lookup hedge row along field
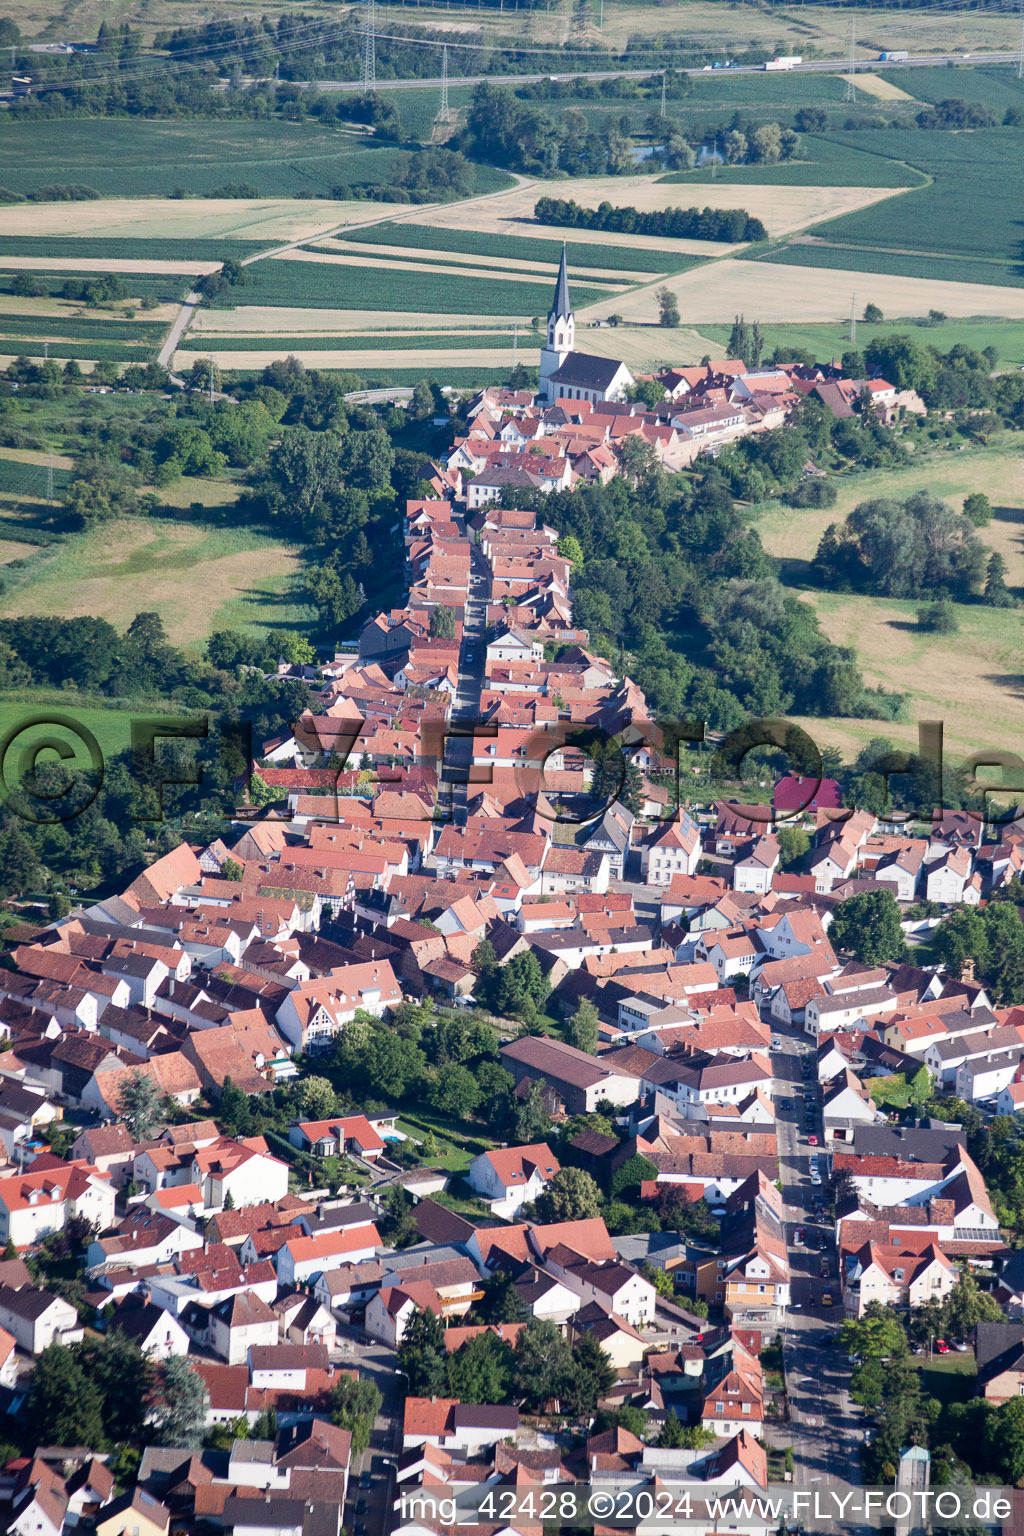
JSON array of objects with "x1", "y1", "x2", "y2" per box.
[
  {"x1": 334, "y1": 223, "x2": 696, "y2": 274},
  {"x1": 238, "y1": 259, "x2": 611, "y2": 315},
  {"x1": 534, "y1": 195, "x2": 766, "y2": 243},
  {"x1": 0, "y1": 272, "x2": 191, "y2": 302}
]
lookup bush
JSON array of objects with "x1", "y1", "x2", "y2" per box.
[
  {"x1": 783, "y1": 478, "x2": 837, "y2": 509},
  {"x1": 916, "y1": 599, "x2": 959, "y2": 634}
]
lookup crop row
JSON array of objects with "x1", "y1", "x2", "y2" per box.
[
  {"x1": 0, "y1": 315, "x2": 168, "y2": 340},
  {"x1": 333, "y1": 222, "x2": 690, "y2": 274},
  {"x1": 749, "y1": 241, "x2": 1024, "y2": 290},
  {"x1": 0, "y1": 337, "x2": 159, "y2": 361},
  {"x1": 0, "y1": 460, "x2": 71, "y2": 498},
  {"x1": 241, "y1": 259, "x2": 610, "y2": 315},
  {"x1": 180, "y1": 331, "x2": 520, "y2": 352},
  {"x1": 661, "y1": 133, "x2": 926, "y2": 189}
]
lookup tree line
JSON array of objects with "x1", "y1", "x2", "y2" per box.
[{"x1": 534, "y1": 195, "x2": 767, "y2": 243}]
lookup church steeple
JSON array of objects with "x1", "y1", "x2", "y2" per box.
[
  {"x1": 551, "y1": 241, "x2": 572, "y2": 322},
  {"x1": 543, "y1": 242, "x2": 575, "y2": 366}
]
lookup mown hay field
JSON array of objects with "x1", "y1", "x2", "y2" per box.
[
  {"x1": 0, "y1": 516, "x2": 311, "y2": 653},
  {"x1": 757, "y1": 447, "x2": 1024, "y2": 587},
  {"x1": 795, "y1": 590, "x2": 1024, "y2": 764},
  {"x1": 409, "y1": 172, "x2": 903, "y2": 242}
]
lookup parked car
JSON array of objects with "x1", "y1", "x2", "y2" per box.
[
  {"x1": 794, "y1": 1228, "x2": 805, "y2": 1245},
  {"x1": 953, "y1": 1341, "x2": 970, "y2": 1353},
  {"x1": 359, "y1": 1472, "x2": 372, "y2": 1491},
  {"x1": 808, "y1": 1133, "x2": 819, "y2": 1145},
  {"x1": 935, "y1": 1340, "x2": 950, "y2": 1354},
  {"x1": 811, "y1": 1173, "x2": 822, "y2": 1186},
  {"x1": 821, "y1": 1289, "x2": 833, "y2": 1306}
]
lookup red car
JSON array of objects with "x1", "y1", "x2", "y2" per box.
[
  {"x1": 935, "y1": 1339, "x2": 950, "y2": 1354},
  {"x1": 808, "y1": 1133, "x2": 819, "y2": 1145}
]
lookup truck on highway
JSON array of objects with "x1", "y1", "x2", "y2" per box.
[
  {"x1": 878, "y1": 50, "x2": 908, "y2": 61},
  {"x1": 765, "y1": 55, "x2": 802, "y2": 70}
]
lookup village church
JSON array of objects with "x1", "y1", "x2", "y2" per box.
[{"x1": 539, "y1": 244, "x2": 634, "y2": 405}]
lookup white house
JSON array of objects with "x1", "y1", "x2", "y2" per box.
[{"x1": 467, "y1": 1143, "x2": 560, "y2": 1219}]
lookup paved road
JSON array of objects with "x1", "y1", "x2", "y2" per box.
[
  {"x1": 770, "y1": 1024, "x2": 869, "y2": 1527},
  {"x1": 438, "y1": 526, "x2": 488, "y2": 824},
  {"x1": 333, "y1": 1325, "x2": 404, "y2": 1536},
  {"x1": 296, "y1": 50, "x2": 1022, "y2": 93}
]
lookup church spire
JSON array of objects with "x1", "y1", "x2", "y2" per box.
[{"x1": 551, "y1": 241, "x2": 572, "y2": 321}]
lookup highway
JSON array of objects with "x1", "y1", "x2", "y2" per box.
[{"x1": 297, "y1": 50, "x2": 1023, "y2": 92}]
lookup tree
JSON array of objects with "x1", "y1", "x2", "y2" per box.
[
  {"x1": 658, "y1": 1409, "x2": 686, "y2": 1447},
  {"x1": 294, "y1": 1075, "x2": 337, "y2": 1120},
  {"x1": 535, "y1": 1166, "x2": 601, "y2": 1222},
  {"x1": 829, "y1": 888, "x2": 906, "y2": 965},
  {"x1": 567, "y1": 1000, "x2": 599, "y2": 1055},
  {"x1": 941, "y1": 1273, "x2": 1004, "y2": 1340},
  {"x1": 379, "y1": 1185, "x2": 418, "y2": 1248},
  {"x1": 610, "y1": 1153, "x2": 659, "y2": 1202},
  {"x1": 1, "y1": 1239, "x2": 15, "y2": 1262},
  {"x1": 557, "y1": 534, "x2": 584, "y2": 567},
  {"x1": 220, "y1": 857, "x2": 243, "y2": 881},
  {"x1": 447, "y1": 1330, "x2": 516, "y2": 1404},
  {"x1": 863, "y1": 303, "x2": 883, "y2": 323},
  {"x1": 565, "y1": 1332, "x2": 616, "y2": 1415},
  {"x1": 514, "y1": 1318, "x2": 575, "y2": 1409},
  {"x1": 475, "y1": 1270, "x2": 528, "y2": 1325},
  {"x1": 407, "y1": 378, "x2": 436, "y2": 421},
  {"x1": 25, "y1": 1345, "x2": 106, "y2": 1448},
  {"x1": 429, "y1": 1063, "x2": 481, "y2": 1119},
  {"x1": 963, "y1": 492, "x2": 992, "y2": 527},
  {"x1": 398, "y1": 1307, "x2": 447, "y2": 1396},
  {"x1": 656, "y1": 287, "x2": 680, "y2": 328},
  {"x1": 512, "y1": 1079, "x2": 552, "y2": 1143},
  {"x1": 430, "y1": 604, "x2": 455, "y2": 638},
  {"x1": 480, "y1": 950, "x2": 549, "y2": 1019},
  {"x1": 776, "y1": 827, "x2": 810, "y2": 868},
  {"x1": 330, "y1": 1374, "x2": 382, "y2": 1456},
  {"x1": 155, "y1": 1356, "x2": 208, "y2": 1448},
  {"x1": 116, "y1": 1069, "x2": 162, "y2": 1141},
  {"x1": 750, "y1": 122, "x2": 783, "y2": 164},
  {"x1": 984, "y1": 551, "x2": 1014, "y2": 608}
]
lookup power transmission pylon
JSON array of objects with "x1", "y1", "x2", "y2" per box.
[
  {"x1": 849, "y1": 292, "x2": 857, "y2": 345},
  {"x1": 1018, "y1": 0, "x2": 1024, "y2": 80},
  {"x1": 209, "y1": 357, "x2": 215, "y2": 403},
  {"x1": 660, "y1": 70, "x2": 666, "y2": 117},
  {"x1": 433, "y1": 44, "x2": 456, "y2": 136},
  {"x1": 46, "y1": 459, "x2": 53, "y2": 501},
  {"x1": 845, "y1": 14, "x2": 857, "y2": 102},
  {"x1": 361, "y1": 0, "x2": 376, "y2": 92}
]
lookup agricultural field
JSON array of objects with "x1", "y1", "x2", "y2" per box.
[
  {"x1": 793, "y1": 590, "x2": 1024, "y2": 765},
  {"x1": 407, "y1": 170, "x2": 903, "y2": 242},
  {"x1": 314, "y1": 235, "x2": 663, "y2": 284},
  {"x1": 332, "y1": 222, "x2": 701, "y2": 273},
  {"x1": 585, "y1": 255, "x2": 1024, "y2": 326},
  {"x1": 754, "y1": 443, "x2": 1024, "y2": 764},
  {"x1": 661, "y1": 135, "x2": 927, "y2": 189},
  {"x1": 751, "y1": 243, "x2": 1024, "y2": 291},
  {"x1": 233, "y1": 254, "x2": 611, "y2": 315},
  {"x1": 757, "y1": 445, "x2": 1024, "y2": 588},
  {"x1": 0, "y1": 197, "x2": 410, "y2": 244},
  {"x1": 765, "y1": 130, "x2": 1024, "y2": 289},
  {"x1": 698, "y1": 318, "x2": 1024, "y2": 372},
  {"x1": 0, "y1": 514, "x2": 312, "y2": 654},
  {"x1": 0, "y1": 119, "x2": 509, "y2": 200}
]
